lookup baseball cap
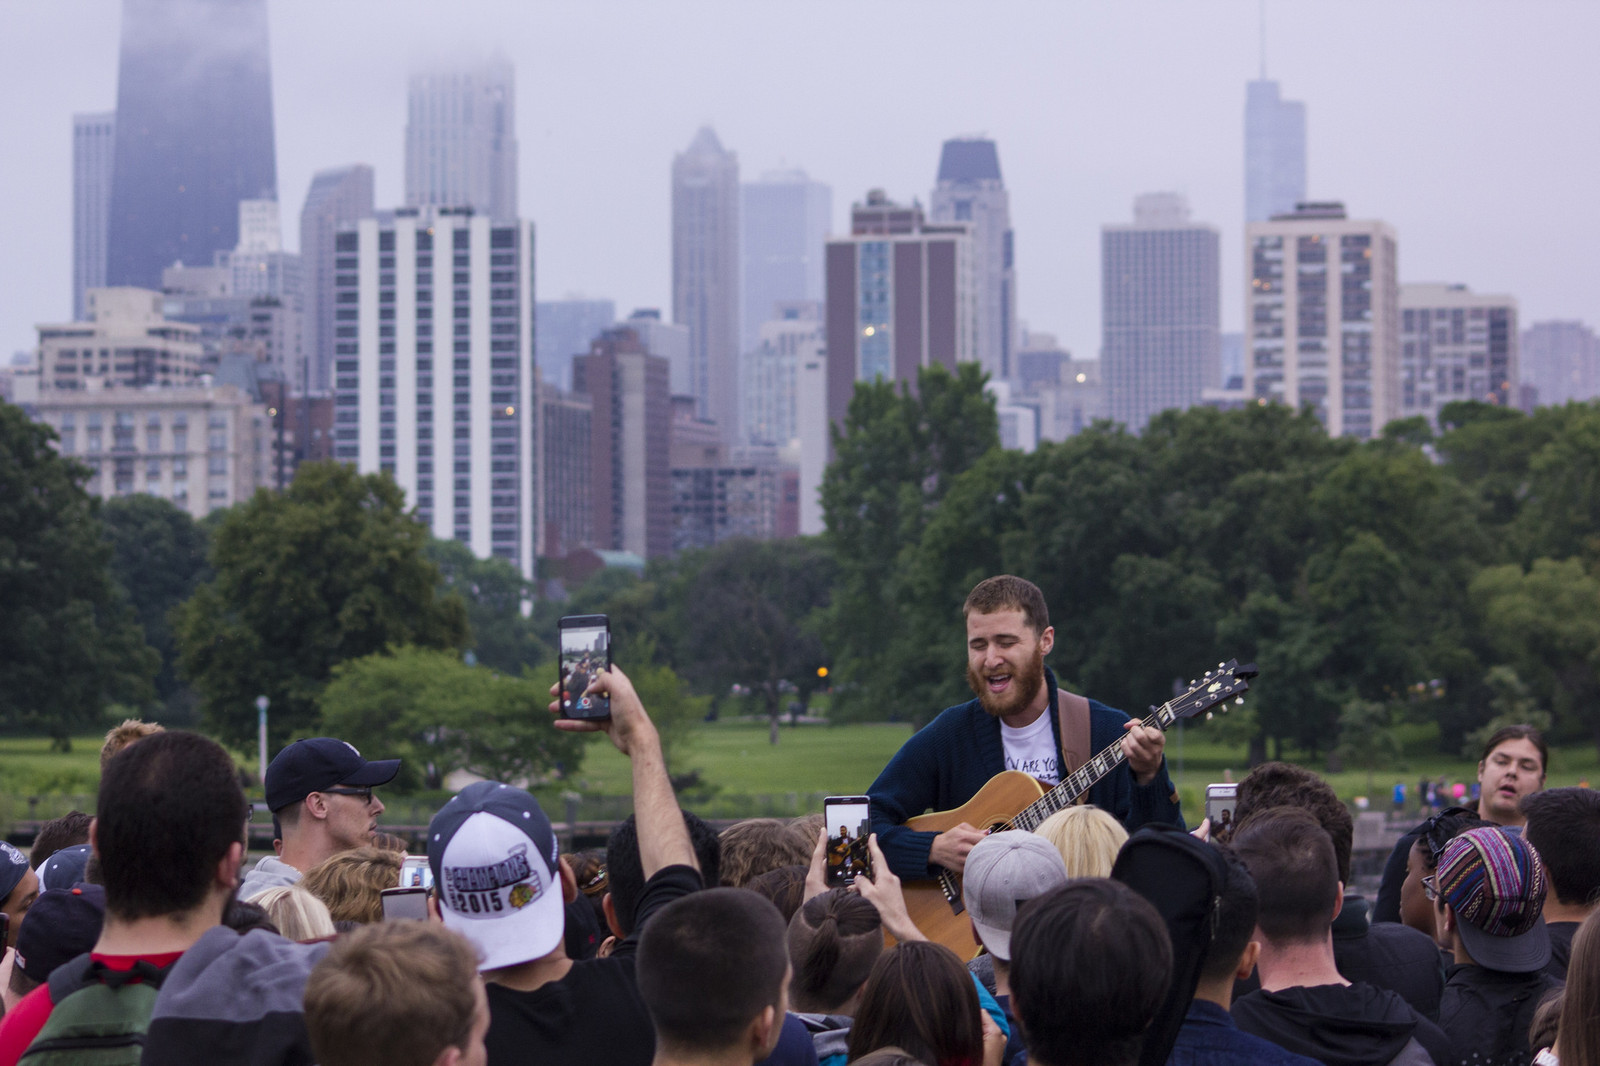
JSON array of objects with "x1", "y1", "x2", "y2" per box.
[
  {"x1": 1435, "y1": 826, "x2": 1550, "y2": 973},
  {"x1": 15, "y1": 884, "x2": 106, "y2": 983},
  {"x1": 38, "y1": 844, "x2": 93, "y2": 892},
  {"x1": 427, "y1": 781, "x2": 565, "y2": 972},
  {"x1": 962, "y1": 830, "x2": 1070, "y2": 961},
  {"x1": 264, "y1": 738, "x2": 400, "y2": 813},
  {"x1": 0, "y1": 842, "x2": 29, "y2": 903}
]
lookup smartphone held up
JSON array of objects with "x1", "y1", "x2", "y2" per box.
[
  {"x1": 558, "y1": 614, "x2": 611, "y2": 720},
  {"x1": 824, "y1": 795, "x2": 873, "y2": 887}
]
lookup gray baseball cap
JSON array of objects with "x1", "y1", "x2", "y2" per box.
[{"x1": 962, "y1": 830, "x2": 1070, "y2": 961}]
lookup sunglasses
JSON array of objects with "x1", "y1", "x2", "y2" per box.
[
  {"x1": 320, "y1": 786, "x2": 376, "y2": 804},
  {"x1": 1419, "y1": 806, "x2": 1476, "y2": 863}
]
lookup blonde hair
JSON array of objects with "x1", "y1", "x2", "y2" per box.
[
  {"x1": 1033, "y1": 805, "x2": 1128, "y2": 878},
  {"x1": 302, "y1": 846, "x2": 404, "y2": 925},
  {"x1": 100, "y1": 719, "x2": 165, "y2": 772},
  {"x1": 250, "y1": 884, "x2": 337, "y2": 941}
]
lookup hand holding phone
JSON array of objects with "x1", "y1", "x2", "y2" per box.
[
  {"x1": 824, "y1": 795, "x2": 873, "y2": 887},
  {"x1": 1205, "y1": 783, "x2": 1238, "y2": 843},
  {"x1": 558, "y1": 615, "x2": 611, "y2": 720}
]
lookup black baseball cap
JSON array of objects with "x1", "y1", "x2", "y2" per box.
[
  {"x1": 265, "y1": 737, "x2": 400, "y2": 813},
  {"x1": 15, "y1": 884, "x2": 106, "y2": 982}
]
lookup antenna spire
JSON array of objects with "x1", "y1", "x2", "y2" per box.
[{"x1": 1259, "y1": 0, "x2": 1267, "y2": 79}]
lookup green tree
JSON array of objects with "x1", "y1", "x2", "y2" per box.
[
  {"x1": 319, "y1": 646, "x2": 585, "y2": 790},
  {"x1": 427, "y1": 537, "x2": 546, "y2": 673},
  {"x1": 101, "y1": 494, "x2": 210, "y2": 709},
  {"x1": 676, "y1": 538, "x2": 834, "y2": 744},
  {"x1": 0, "y1": 402, "x2": 155, "y2": 739},
  {"x1": 1334, "y1": 698, "x2": 1401, "y2": 791},
  {"x1": 175, "y1": 461, "x2": 469, "y2": 748}
]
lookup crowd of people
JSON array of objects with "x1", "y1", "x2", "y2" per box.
[{"x1": 0, "y1": 575, "x2": 1597, "y2": 1066}]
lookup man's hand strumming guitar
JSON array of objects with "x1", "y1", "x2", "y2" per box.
[{"x1": 928, "y1": 822, "x2": 988, "y2": 874}]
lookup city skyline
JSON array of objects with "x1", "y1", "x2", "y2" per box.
[{"x1": 2, "y1": 2, "x2": 1598, "y2": 376}]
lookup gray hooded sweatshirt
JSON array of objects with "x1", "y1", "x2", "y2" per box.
[{"x1": 238, "y1": 855, "x2": 302, "y2": 901}]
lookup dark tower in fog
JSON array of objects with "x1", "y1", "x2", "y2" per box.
[{"x1": 106, "y1": 0, "x2": 278, "y2": 289}]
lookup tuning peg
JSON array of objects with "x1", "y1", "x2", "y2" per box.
[
  {"x1": 1205, "y1": 712, "x2": 1214, "y2": 720},
  {"x1": 1235, "y1": 697, "x2": 1244, "y2": 705},
  {"x1": 1217, "y1": 661, "x2": 1224, "y2": 668}
]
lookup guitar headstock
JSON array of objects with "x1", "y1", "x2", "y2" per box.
[{"x1": 1155, "y1": 659, "x2": 1258, "y2": 727}]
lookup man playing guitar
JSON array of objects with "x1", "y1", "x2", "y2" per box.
[{"x1": 868, "y1": 575, "x2": 1186, "y2": 880}]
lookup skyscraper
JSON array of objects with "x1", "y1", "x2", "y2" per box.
[
  {"x1": 1245, "y1": 80, "x2": 1307, "y2": 223},
  {"x1": 1101, "y1": 193, "x2": 1220, "y2": 432},
  {"x1": 1521, "y1": 320, "x2": 1600, "y2": 407},
  {"x1": 333, "y1": 208, "x2": 538, "y2": 577},
  {"x1": 405, "y1": 61, "x2": 518, "y2": 220},
  {"x1": 672, "y1": 127, "x2": 740, "y2": 439},
  {"x1": 1399, "y1": 283, "x2": 1518, "y2": 427},
  {"x1": 930, "y1": 137, "x2": 1016, "y2": 380},
  {"x1": 574, "y1": 327, "x2": 672, "y2": 559},
  {"x1": 740, "y1": 169, "x2": 830, "y2": 353},
  {"x1": 823, "y1": 190, "x2": 976, "y2": 428},
  {"x1": 300, "y1": 165, "x2": 374, "y2": 393},
  {"x1": 73, "y1": 112, "x2": 116, "y2": 320},
  {"x1": 535, "y1": 297, "x2": 616, "y2": 392},
  {"x1": 106, "y1": 0, "x2": 278, "y2": 290},
  {"x1": 1246, "y1": 202, "x2": 1399, "y2": 439}
]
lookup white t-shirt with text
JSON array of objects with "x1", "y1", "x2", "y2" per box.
[{"x1": 1001, "y1": 710, "x2": 1061, "y2": 786}]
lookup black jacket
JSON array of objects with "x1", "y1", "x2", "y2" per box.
[
  {"x1": 1232, "y1": 982, "x2": 1452, "y2": 1066},
  {"x1": 1436, "y1": 963, "x2": 1561, "y2": 1066},
  {"x1": 1334, "y1": 895, "x2": 1447, "y2": 1020}
]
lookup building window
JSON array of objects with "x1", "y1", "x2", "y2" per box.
[{"x1": 208, "y1": 456, "x2": 227, "y2": 475}]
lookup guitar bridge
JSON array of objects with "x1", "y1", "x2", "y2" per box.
[{"x1": 938, "y1": 870, "x2": 965, "y2": 915}]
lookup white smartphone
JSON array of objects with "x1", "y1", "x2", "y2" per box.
[{"x1": 824, "y1": 795, "x2": 872, "y2": 887}]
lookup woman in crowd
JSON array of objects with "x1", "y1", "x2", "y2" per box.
[
  {"x1": 847, "y1": 940, "x2": 1001, "y2": 1066},
  {"x1": 1032, "y1": 805, "x2": 1127, "y2": 878},
  {"x1": 1397, "y1": 807, "x2": 1489, "y2": 939},
  {"x1": 250, "y1": 884, "x2": 337, "y2": 942},
  {"x1": 301, "y1": 846, "x2": 403, "y2": 927},
  {"x1": 788, "y1": 888, "x2": 884, "y2": 1066},
  {"x1": 1544, "y1": 910, "x2": 1600, "y2": 1066}
]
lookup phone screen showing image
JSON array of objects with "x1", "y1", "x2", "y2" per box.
[
  {"x1": 824, "y1": 796, "x2": 872, "y2": 887},
  {"x1": 559, "y1": 617, "x2": 611, "y2": 720},
  {"x1": 1206, "y1": 784, "x2": 1238, "y2": 843}
]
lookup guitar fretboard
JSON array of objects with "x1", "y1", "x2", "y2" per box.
[{"x1": 1007, "y1": 701, "x2": 1175, "y2": 833}]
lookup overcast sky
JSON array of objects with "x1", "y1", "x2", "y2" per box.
[{"x1": 2, "y1": 1, "x2": 1597, "y2": 365}]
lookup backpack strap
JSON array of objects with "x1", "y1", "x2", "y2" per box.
[
  {"x1": 1056, "y1": 689, "x2": 1092, "y2": 775},
  {"x1": 44, "y1": 953, "x2": 97, "y2": 1005}
]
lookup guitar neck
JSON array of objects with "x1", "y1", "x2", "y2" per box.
[{"x1": 1010, "y1": 704, "x2": 1170, "y2": 833}]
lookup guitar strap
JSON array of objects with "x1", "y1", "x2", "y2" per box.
[{"x1": 1056, "y1": 689, "x2": 1092, "y2": 787}]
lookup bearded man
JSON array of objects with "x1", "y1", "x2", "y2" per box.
[{"x1": 867, "y1": 575, "x2": 1185, "y2": 880}]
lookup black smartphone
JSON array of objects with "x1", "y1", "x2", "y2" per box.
[
  {"x1": 1206, "y1": 783, "x2": 1238, "y2": 843},
  {"x1": 380, "y1": 887, "x2": 430, "y2": 921},
  {"x1": 558, "y1": 614, "x2": 612, "y2": 720},
  {"x1": 824, "y1": 795, "x2": 872, "y2": 887}
]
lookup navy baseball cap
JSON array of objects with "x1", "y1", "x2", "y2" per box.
[
  {"x1": 15, "y1": 884, "x2": 106, "y2": 982},
  {"x1": 264, "y1": 738, "x2": 400, "y2": 813},
  {"x1": 38, "y1": 844, "x2": 93, "y2": 892}
]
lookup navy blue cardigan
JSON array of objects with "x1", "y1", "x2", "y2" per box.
[{"x1": 867, "y1": 667, "x2": 1186, "y2": 879}]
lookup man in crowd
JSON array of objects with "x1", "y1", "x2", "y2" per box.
[
  {"x1": 1519, "y1": 787, "x2": 1600, "y2": 979},
  {"x1": 1233, "y1": 762, "x2": 1444, "y2": 1019},
  {"x1": 636, "y1": 889, "x2": 792, "y2": 1066},
  {"x1": 99, "y1": 718, "x2": 164, "y2": 771},
  {"x1": 0, "y1": 845, "x2": 37, "y2": 951},
  {"x1": 1169, "y1": 851, "x2": 1319, "y2": 1066},
  {"x1": 0, "y1": 731, "x2": 247, "y2": 1063},
  {"x1": 1009, "y1": 878, "x2": 1171, "y2": 1066},
  {"x1": 1376, "y1": 727, "x2": 1547, "y2": 923},
  {"x1": 1230, "y1": 809, "x2": 1451, "y2": 1066},
  {"x1": 429, "y1": 665, "x2": 704, "y2": 1066},
  {"x1": 239, "y1": 737, "x2": 400, "y2": 899},
  {"x1": 869, "y1": 575, "x2": 1184, "y2": 881},
  {"x1": 600, "y1": 809, "x2": 721, "y2": 954},
  {"x1": 1430, "y1": 826, "x2": 1560, "y2": 1065},
  {"x1": 305, "y1": 922, "x2": 488, "y2": 1066}
]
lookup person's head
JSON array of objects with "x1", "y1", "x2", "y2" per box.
[
  {"x1": 963, "y1": 575, "x2": 1054, "y2": 719},
  {"x1": 99, "y1": 718, "x2": 165, "y2": 772},
  {"x1": 1032, "y1": 805, "x2": 1128, "y2": 879},
  {"x1": 637, "y1": 888, "x2": 791, "y2": 1062},
  {"x1": 1230, "y1": 808, "x2": 1340, "y2": 946},
  {"x1": 250, "y1": 884, "x2": 337, "y2": 941},
  {"x1": 604, "y1": 809, "x2": 721, "y2": 938},
  {"x1": 745, "y1": 864, "x2": 808, "y2": 924},
  {"x1": 786, "y1": 887, "x2": 882, "y2": 1014},
  {"x1": 1521, "y1": 788, "x2": 1600, "y2": 912},
  {"x1": 1234, "y1": 761, "x2": 1354, "y2": 884},
  {"x1": 963, "y1": 830, "x2": 1070, "y2": 962},
  {"x1": 1477, "y1": 725, "x2": 1548, "y2": 826},
  {"x1": 719, "y1": 818, "x2": 813, "y2": 887},
  {"x1": 1432, "y1": 826, "x2": 1550, "y2": 972},
  {"x1": 1009, "y1": 879, "x2": 1172, "y2": 1066},
  {"x1": 426, "y1": 781, "x2": 571, "y2": 972},
  {"x1": 266, "y1": 737, "x2": 400, "y2": 859},
  {"x1": 301, "y1": 846, "x2": 403, "y2": 925},
  {"x1": 11, "y1": 884, "x2": 104, "y2": 1000},
  {"x1": 1555, "y1": 911, "x2": 1600, "y2": 1066},
  {"x1": 1401, "y1": 806, "x2": 1491, "y2": 937},
  {"x1": 0, "y1": 841, "x2": 39, "y2": 949},
  {"x1": 848, "y1": 940, "x2": 985, "y2": 1066},
  {"x1": 851, "y1": 1051, "x2": 929, "y2": 1066},
  {"x1": 1197, "y1": 851, "x2": 1260, "y2": 990},
  {"x1": 95, "y1": 730, "x2": 247, "y2": 924},
  {"x1": 37, "y1": 843, "x2": 94, "y2": 892},
  {"x1": 305, "y1": 920, "x2": 488, "y2": 1066},
  {"x1": 30, "y1": 810, "x2": 92, "y2": 868}
]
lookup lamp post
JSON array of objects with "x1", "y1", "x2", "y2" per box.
[{"x1": 255, "y1": 695, "x2": 269, "y2": 785}]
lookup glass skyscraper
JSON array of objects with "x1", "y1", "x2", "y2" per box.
[
  {"x1": 106, "y1": 0, "x2": 278, "y2": 290},
  {"x1": 1245, "y1": 80, "x2": 1306, "y2": 223}
]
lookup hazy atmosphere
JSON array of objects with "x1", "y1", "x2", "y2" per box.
[{"x1": 3, "y1": 0, "x2": 1597, "y2": 362}]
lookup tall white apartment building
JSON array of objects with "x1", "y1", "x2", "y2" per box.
[
  {"x1": 742, "y1": 302, "x2": 822, "y2": 447},
  {"x1": 331, "y1": 207, "x2": 537, "y2": 578},
  {"x1": 1245, "y1": 202, "x2": 1399, "y2": 439},
  {"x1": 1101, "y1": 193, "x2": 1220, "y2": 433},
  {"x1": 1399, "y1": 283, "x2": 1517, "y2": 427},
  {"x1": 73, "y1": 112, "x2": 116, "y2": 320},
  {"x1": 405, "y1": 62, "x2": 518, "y2": 220},
  {"x1": 930, "y1": 137, "x2": 1016, "y2": 380}
]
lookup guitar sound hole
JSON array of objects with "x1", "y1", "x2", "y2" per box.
[{"x1": 985, "y1": 822, "x2": 1009, "y2": 834}]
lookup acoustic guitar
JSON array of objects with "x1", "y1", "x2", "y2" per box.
[{"x1": 899, "y1": 660, "x2": 1258, "y2": 958}]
